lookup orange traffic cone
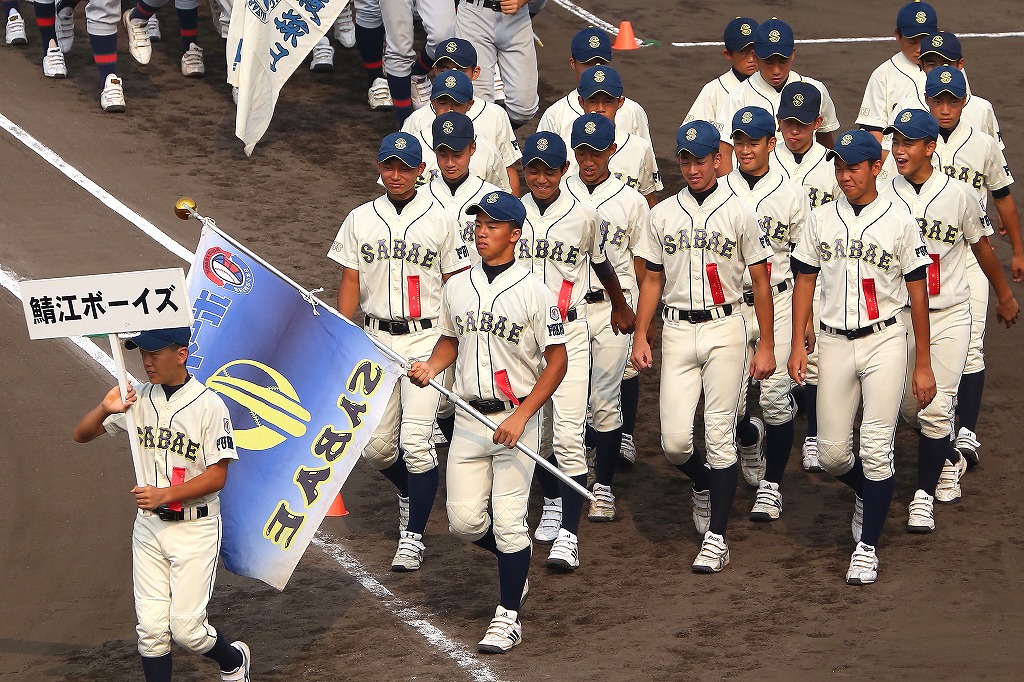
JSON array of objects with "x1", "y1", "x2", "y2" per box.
[
  {"x1": 326, "y1": 493, "x2": 348, "y2": 517},
  {"x1": 612, "y1": 21, "x2": 639, "y2": 50}
]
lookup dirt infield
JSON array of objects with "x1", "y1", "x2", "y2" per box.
[{"x1": 1, "y1": 1, "x2": 1023, "y2": 679}]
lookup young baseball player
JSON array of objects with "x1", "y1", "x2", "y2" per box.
[
  {"x1": 563, "y1": 113, "x2": 649, "y2": 521},
  {"x1": 788, "y1": 129, "x2": 936, "y2": 585},
  {"x1": 350, "y1": 0, "x2": 394, "y2": 109},
  {"x1": 123, "y1": 0, "x2": 206, "y2": 77},
  {"x1": 682, "y1": 17, "x2": 759, "y2": 136},
  {"x1": 519, "y1": 131, "x2": 635, "y2": 570},
  {"x1": 881, "y1": 108, "x2": 1019, "y2": 531},
  {"x1": 724, "y1": 106, "x2": 813, "y2": 519},
  {"x1": 717, "y1": 18, "x2": 841, "y2": 175},
  {"x1": 402, "y1": 37, "x2": 523, "y2": 196},
  {"x1": 329, "y1": 132, "x2": 470, "y2": 571},
  {"x1": 408, "y1": 190, "x2": 568, "y2": 654},
  {"x1": 537, "y1": 27, "x2": 652, "y2": 143},
  {"x1": 379, "y1": 0, "x2": 455, "y2": 123},
  {"x1": 72, "y1": 327, "x2": 251, "y2": 682},
  {"x1": 631, "y1": 120, "x2": 776, "y2": 573}
]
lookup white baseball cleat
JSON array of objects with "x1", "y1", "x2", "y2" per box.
[
  {"x1": 220, "y1": 641, "x2": 251, "y2": 681},
  {"x1": 146, "y1": 14, "x2": 161, "y2": 41},
  {"x1": 42, "y1": 39, "x2": 67, "y2": 78},
  {"x1": 100, "y1": 73, "x2": 126, "y2": 112},
  {"x1": 477, "y1": 606, "x2": 521, "y2": 654},
  {"x1": 802, "y1": 436, "x2": 823, "y2": 472},
  {"x1": 934, "y1": 455, "x2": 966, "y2": 504},
  {"x1": 546, "y1": 528, "x2": 579, "y2": 571},
  {"x1": 534, "y1": 496, "x2": 562, "y2": 543},
  {"x1": 5, "y1": 9, "x2": 27, "y2": 46},
  {"x1": 955, "y1": 427, "x2": 981, "y2": 468},
  {"x1": 738, "y1": 417, "x2": 766, "y2": 487},
  {"x1": 55, "y1": 7, "x2": 74, "y2": 52},
  {"x1": 619, "y1": 432, "x2": 636, "y2": 464},
  {"x1": 309, "y1": 37, "x2": 333, "y2": 72},
  {"x1": 907, "y1": 489, "x2": 935, "y2": 533},
  {"x1": 584, "y1": 446, "x2": 596, "y2": 490},
  {"x1": 587, "y1": 483, "x2": 615, "y2": 522},
  {"x1": 410, "y1": 75, "x2": 431, "y2": 109},
  {"x1": 334, "y1": 4, "x2": 355, "y2": 48},
  {"x1": 691, "y1": 531, "x2": 729, "y2": 573},
  {"x1": 391, "y1": 530, "x2": 425, "y2": 571},
  {"x1": 180, "y1": 43, "x2": 205, "y2": 78},
  {"x1": 692, "y1": 487, "x2": 710, "y2": 535},
  {"x1": 123, "y1": 10, "x2": 152, "y2": 64},
  {"x1": 851, "y1": 494, "x2": 863, "y2": 543},
  {"x1": 846, "y1": 542, "x2": 878, "y2": 585},
  {"x1": 397, "y1": 494, "x2": 410, "y2": 534},
  {"x1": 749, "y1": 480, "x2": 782, "y2": 521},
  {"x1": 519, "y1": 577, "x2": 529, "y2": 609},
  {"x1": 368, "y1": 77, "x2": 393, "y2": 110}
]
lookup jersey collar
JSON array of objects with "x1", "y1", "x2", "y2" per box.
[{"x1": 472, "y1": 260, "x2": 529, "y2": 287}]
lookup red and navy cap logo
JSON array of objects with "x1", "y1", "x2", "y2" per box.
[{"x1": 203, "y1": 247, "x2": 254, "y2": 294}]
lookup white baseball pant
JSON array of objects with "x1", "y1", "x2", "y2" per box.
[
  {"x1": 963, "y1": 253, "x2": 988, "y2": 374},
  {"x1": 540, "y1": 317, "x2": 590, "y2": 477},
  {"x1": 586, "y1": 296, "x2": 632, "y2": 432},
  {"x1": 380, "y1": 0, "x2": 454, "y2": 77},
  {"x1": 738, "y1": 287, "x2": 796, "y2": 426}
]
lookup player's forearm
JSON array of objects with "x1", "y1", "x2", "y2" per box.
[
  {"x1": 633, "y1": 269, "x2": 663, "y2": 339},
  {"x1": 426, "y1": 336, "x2": 460, "y2": 376},
  {"x1": 815, "y1": 130, "x2": 835, "y2": 149},
  {"x1": 790, "y1": 273, "x2": 815, "y2": 348},
  {"x1": 645, "y1": 192, "x2": 657, "y2": 209},
  {"x1": 337, "y1": 267, "x2": 360, "y2": 320},
  {"x1": 993, "y1": 194, "x2": 1024, "y2": 255},
  {"x1": 592, "y1": 259, "x2": 628, "y2": 308},
  {"x1": 906, "y1": 280, "x2": 932, "y2": 369},
  {"x1": 717, "y1": 141, "x2": 733, "y2": 176},
  {"x1": 749, "y1": 264, "x2": 775, "y2": 349},
  {"x1": 73, "y1": 404, "x2": 110, "y2": 443},
  {"x1": 163, "y1": 461, "x2": 230, "y2": 504},
  {"x1": 516, "y1": 345, "x2": 567, "y2": 420},
  {"x1": 972, "y1": 238, "x2": 1015, "y2": 303},
  {"x1": 506, "y1": 166, "x2": 521, "y2": 197}
]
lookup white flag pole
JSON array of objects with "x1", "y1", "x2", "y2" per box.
[{"x1": 108, "y1": 333, "x2": 146, "y2": 487}]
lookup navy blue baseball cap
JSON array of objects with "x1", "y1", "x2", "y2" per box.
[
  {"x1": 896, "y1": 1, "x2": 938, "y2": 38},
  {"x1": 571, "y1": 113, "x2": 615, "y2": 151},
  {"x1": 522, "y1": 131, "x2": 568, "y2": 168},
  {"x1": 883, "y1": 109, "x2": 939, "y2": 140},
  {"x1": 925, "y1": 65, "x2": 966, "y2": 99},
  {"x1": 571, "y1": 27, "x2": 612, "y2": 63},
  {"x1": 432, "y1": 111, "x2": 474, "y2": 151},
  {"x1": 919, "y1": 31, "x2": 962, "y2": 61},
  {"x1": 826, "y1": 130, "x2": 882, "y2": 164},
  {"x1": 777, "y1": 81, "x2": 822, "y2": 124},
  {"x1": 578, "y1": 65, "x2": 623, "y2": 99},
  {"x1": 723, "y1": 17, "x2": 758, "y2": 52},
  {"x1": 731, "y1": 106, "x2": 775, "y2": 140},
  {"x1": 467, "y1": 190, "x2": 527, "y2": 228},
  {"x1": 378, "y1": 132, "x2": 422, "y2": 166},
  {"x1": 433, "y1": 37, "x2": 477, "y2": 68},
  {"x1": 431, "y1": 70, "x2": 473, "y2": 104},
  {"x1": 676, "y1": 120, "x2": 720, "y2": 158},
  {"x1": 124, "y1": 327, "x2": 191, "y2": 351},
  {"x1": 754, "y1": 18, "x2": 794, "y2": 59}
]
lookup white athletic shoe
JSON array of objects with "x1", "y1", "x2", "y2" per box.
[
  {"x1": 219, "y1": 641, "x2": 251, "y2": 681},
  {"x1": 935, "y1": 456, "x2": 967, "y2": 504},
  {"x1": 588, "y1": 483, "x2": 615, "y2": 522},
  {"x1": 620, "y1": 433, "x2": 636, "y2": 464},
  {"x1": 477, "y1": 606, "x2": 521, "y2": 654},
  {"x1": 749, "y1": 480, "x2": 782, "y2": 522},
  {"x1": 846, "y1": 542, "x2": 878, "y2": 585},
  {"x1": 738, "y1": 417, "x2": 766, "y2": 487},
  {"x1": 410, "y1": 75, "x2": 431, "y2": 109},
  {"x1": 391, "y1": 530, "x2": 425, "y2": 571},
  {"x1": 5, "y1": 9, "x2": 27, "y2": 46},
  {"x1": 852, "y1": 494, "x2": 863, "y2": 543},
  {"x1": 534, "y1": 497, "x2": 562, "y2": 544},
  {"x1": 180, "y1": 43, "x2": 205, "y2": 78},
  {"x1": 692, "y1": 487, "x2": 710, "y2": 535},
  {"x1": 368, "y1": 76, "x2": 393, "y2": 110},
  {"x1": 123, "y1": 9, "x2": 152, "y2": 64},
  {"x1": 955, "y1": 427, "x2": 981, "y2": 468},
  {"x1": 431, "y1": 421, "x2": 448, "y2": 447},
  {"x1": 397, "y1": 494, "x2": 410, "y2": 534},
  {"x1": 691, "y1": 531, "x2": 730, "y2": 573},
  {"x1": 146, "y1": 14, "x2": 161, "y2": 41},
  {"x1": 546, "y1": 528, "x2": 579, "y2": 571},
  {"x1": 231, "y1": 86, "x2": 239, "y2": 104},
  {"x1": 585, "y1": 447, "x2": 596, "y2": 490},
  {"x1": 333, "y1": 4, "x2": 355, "y2": 48},
  {"x1": 802, "y1": 436, "x2": 823, "y2": 472},
  {"x1": 42, "y1": 39, "x2": 67, "y2": 78},
  {"x1": 907, "y1": 489, "x2": 935, "y2": 534},
  {"x1": 309, "y1": 37, "x2": 334, "y2": 72},
  {"x1": 100, "y1": 73, "x2": 126, "y2": 112}
]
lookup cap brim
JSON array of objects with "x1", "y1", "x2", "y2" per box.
[
  {"x1": 434, "y1": 138, "x2": 473, "y2": 151},
  {"x1": 675, "y1": 144, "x2": 717, "y2": 158},
  {"x1": 522, "y1": 154, "x2": 566, "y2": 168},
  {"x1": 124, "y1": 333, "x2": 176, "y2": 351},
  {"x1": 571, "y1": 139, "x2": 614, "y2": 151},
  {"x1": 431, "y1": 93, "x2": 472, "y2": 104},
  {"x1": 924, "y1": 87, "x2": 965, "y2": 99},
  {"x1": 433, "y1": 57, "x2": 473, "y2": 68},
  {"x1": 919, "y1": 48, "x2": 960, "y2": 61},
  {"x1": 377, "y1": 152, "x2": 420, "y2": 166},
  {"x1": 573, "y1": 55, "x2": 610, "y2": 65},
  {"x1": 754, "y1": 47, "x2": 793, "y2": 59},
  {"x1": 731, "y1": 126, "x2": 773, "y2": 139},
  {"x1": 726, "y1": 40, "x2": 754, "y2": 51},
  {"x1": 777, "y1": 112, "x2": 817, "y2": 124},
  {"x1": 825, "y1": 149, "x2": 878, "y2": 164},
  {"x1": 578, "y1": 87, "x2": 623, "y2": 99},
  {"x1": 466, "y1": 205, "x2": 521, "y2": 225}
]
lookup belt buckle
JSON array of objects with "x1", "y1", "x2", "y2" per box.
[
  {"x1": 684, "y1": 311, "x2": 700, "y2": 324},
  {"x1": 742, "y1": 290, "x2": 755, "y2": 306}
]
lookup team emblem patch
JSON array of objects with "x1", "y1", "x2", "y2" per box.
[
  {"x1": 793, "y1": 93, "x2": 804, "y2": 106},
  {"x1": 768, "y1": 29, "x2": 781, "y2": 43},
  {"x1": 932, "y1": 35, "x2": 943, "y2": 47},
  {"x1": 915, "y1": 10, "x2": 927, "y2": 23},
  {"x1": 840, "y1": 133, "x2": 853, "y2": 146},
  {"x1": 588, "y1": 35, "x2": 601, "y2": 48},
  {"x1": 486, "y1": 192, "x2": 499, "y2": 204},
  {"x1": 444, "y1": 75, "x2": 457, "y2": 89},
  {"x1": 585, "y1": 120, "x2": 597, "y2": 134},
  {"x1": 740, "y1": 23, "x2": 752, "y2": 35},
  {"x1": 899, "y1": 111, "x2": 913, "y2": 123},
  {"x1": 442, "y1": 120, "x2": 455, "y2": 134},
  {"x1": 445, "y1": 41, "x2": 457, "y2": 53},
  {"x1": 741, "y1": 111, "x2": 753, "y2": 124},
  {"x1": 685, "y1": 127, "x2": 697, "y2": 141},
  {"x1": 594, "y1": 70, "x2": 606, "y2": 83},
  {"x1": 203, "y1": 246, "x2": 254, "y2": 294},
  {"x1": 537, "y1": 137, "x2": 549, "y2": 151},
  {"x1": 395, "y1": 137, "x2": 407, "y2": 149},
  {"x1": 940, "y1": 70, "x2": 952, "y2": 84},
  {"x1": 550, "y1": 306, "x2": 561, "y2": 321}
]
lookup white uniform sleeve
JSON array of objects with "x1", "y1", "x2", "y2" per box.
[
  {"x1": 628, "y1": 196, "x2": 650, "y2": 251},
  {"x1": 203, "y1": 395, "x2": 239, "y2": 466},
  {"x1": 327, "y1": 211, "x2": 360, "y2": 269},
  {"x1": 494, "y1": 107, "x2": 522, "y2": 166},
  {"x1": 683, "y1": 79, "x2": 720, "y2": 131},
  {"x1": 438, "y1": 211, "x2": 472, "y2": 274},
  {"x1": 985, "y1": 141, "x2": 1013, "y2": 193},
  {"x1": 103, "y1": 411, "x2": 127, "y2": 436},
  {"x1": 738, "y1": 203, "x2": 773, "y2": 266},
  {"x1": 633, "y1": 208, "x2": 663, "y2": 264},
  {"x1": 789, "y1": 189, "x2": 812, "y2": 248},
  {"x1": 535, "y1": 286, "x2": 566, "y2": 350},
  {"x1": 855, "y1": 64, "x2": 890, "y2": 129},
  {"x1": 636, "y1": 141, "x2": 664, "y2": 195},
  {"x1": 536, "y1": 100, "x2": 560, "y2": 135},
  {"x1": 961, "y1": 189, "x2": 992, "y2": 243},
  {"x1": 584, "y1": 206, "x2": 608, "y2": 265},
  {"x1": 716, "y1": 90, "x2": 743, "y2": 145},
  {"x1": 815, "y1": 81, "x2": 841, "y2": 134},
  {"x1": 627, "y1": 99, "x2": 653, "y2": 142},
  {"x1": 899, "y1": 215, "x2": 932, "y2": 275},
  {"x1": 484, "y1": 143, "x2": 512, "y2": 191},
  {"x1": 793, "y1": 206, "x2": 824, "y2": 267},
  {"x1": 438, "y1": 279, "x2": 458, "y2": 336}
]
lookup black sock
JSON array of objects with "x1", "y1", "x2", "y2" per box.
[
  {"x1": 386, "y1": 73, "x2": 412, "y2": 124},
  {"x1": 141, "y1": 654, "x2": 172, "y2": 682},
  {"x1": 804, "y1": 384, "x2": 818, "y2": 438},
  {"x1": 354, "y1": 23, "x2": 385, "y2": 84},
  {"x1": 675, "y1": 451, "x2": 709, "y2": 491},
  {"x1": 957, "y1": 370, "x2": 984, "y2": 432},
  {"x1": 3, "y1": 0, "x2": 19, "y2": 16},
  {"x1": 707, "y1": 463, "x2": 738, "y2": 537},
  {"x1": 473, "y1": 527, "x2": 498, "y2": 555},
  {"x1": 917, "y1": 434, "x2": 950, "y2": 496},
  {"x1": 860, "y1": 476, "x2": 895, "y2": 547},
  {"x1": 536, "y1": 456, "x2": 561, "y2": 499},
  {"x1": 584, "y1": 424, "x2": 596, "y2": 448},
  {"x1": 176, "y1": 5, "x2": 197, "y2": 53},
  {"x1": 410, "y1": 44, "x2": 432, "y2": 76},
  {"x1": 621, "y1": 376, "x2": 640, "y2": 435},
  {"x1": 33, "y1": 1, "x2": 56, "y2": 46},
  {"x1": 202, "y1": 631, "x2": 243, "y2": 672},
  {"x1": 594, "y1": 428, "x2": 622, "y2": 486},
  {"x1": 379, "y1": 451, "x2": 409, "y2": 497},
  {"x1": 736, "y1": 408, "x2": 759, "y2": 447},
  {"x1": 836, "y1": 457, "x2": 865, "y2": 497},
  {"x1": 558, "y1": 474, "x2": 588, "y2": 534},
  {"x1": 497, "y1": 546, "x2": 531, "y2": 612},
  {"x1": 405, "y1": 468, "x2": 439, "y2": 534},
  {"x1": 438, "y1": 414, "x2": 454, "y2": 443},
  {"x1": 764, "y1": 420, "x2": 795, "y2": 484}
]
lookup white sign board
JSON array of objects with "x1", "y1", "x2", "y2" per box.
[{"x1": 20, "y1": 268, "x2": 194, "y2": 340}]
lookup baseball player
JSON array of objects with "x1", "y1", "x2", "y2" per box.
[
  {"x1": 717, "y1": 18, "x2": 841, "y2": 175},
  {"x1": 724, "y1": 106, "x2": 812, "y2": 519},
  {"x1": 408, "y1": 190, "x2": 568, "y2": 654},
  {"x1": 329, "y1": 132, "x2": 470, "y2": 571},
  {"x1": 402, "y1": 37, "x2": 523, "y2": 196},
  {"x1": 350, "y1": 0, "x2": 394, "y2": 109},
  {"x1": 123, "y1": 0, "x2": 206, "y2": 77},
  {"x1": 788, "y1": 129, "x2": 935, "y2": 585},
  {"x1": 537, "y1": 27, "x2": 652, "y2": 143},
  {"x1": 5, "y1": 1, "x2": 27, "y2": 44},
  {"x1": 72, "y1": 327, "x2": 251, "y2": 682},
  {"x1": 881, "y1": 108, "x2": 1019, "y2": 531},
  {"x1": 682, "y1": 17, "x2": 759, "y2": 135},
  {"x1": 380, "y1": 0, "x2": 455, "y2": 123},
  {"x1": 519, "y1": 131, "x2": 635, "y2": 570},
  {"x1": 562, "y1": 113, "x2": 649, "y2": 521},
  {"x1": 631, "y1": 120, "x2": 776, "y2": 573}
]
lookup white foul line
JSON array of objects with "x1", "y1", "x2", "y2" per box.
[
  {"x1": 0, "y1": 111, "x2": 503, "y2": 682},
  {"x1": 549, "y1": 0, "x2": 645, "y2": 47},
  {"x1": 671, "y1": 31, "x2": 1024, "y2": 48}
]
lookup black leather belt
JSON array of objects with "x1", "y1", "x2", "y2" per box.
[
  {"x1": 663, "y1": 305, "x2": 733, "y2": 323},
  {"x1": 469, "y1": 398, "x2": 527, "y2": 414},
  {"x1": 742, "y1": 280, "x2": 789, "y2": 306},
  {"x1": 365, "y1": 317, "x2": 434, "y2": 335},
  {"x1": 156, "y1": 505, "x2": 208, "y2": 522},
  {"x1": 464, "y1": 0, "x2": 501, "y2": 10},
  {"x1": 584, "y1": 290, "x2": 605, "y2": 304},
  {"x1": 820, "y1": 316, "x2": 898, "y2": 340}
]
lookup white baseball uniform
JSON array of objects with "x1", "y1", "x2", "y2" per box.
[
  {"x1": 427, "y1": 174, "x2": 503, "y2": 259},
  {"x1": 103, "y1": 377, "x2": 237, "y2": 658},
  {"x1": 403, "y1": 98, "x2": 523, "y2": 170},
  {"x1": 717, "y1": 71, "x2": 841, "y2": 141},
  {"x1": 410, "y1": 128, "x2": 510, "y2": 191},
  {"x1": 538, "y1": 91, "x2": 652, "y2": 143},
  {"x1": 856, "y1": 52, "x2": 926, "y2": 131},
  {"x1": 683, "y1": 69, "x2": 749, "y2": 135},
  {"x1": 379, "y1": 0, "x2": 455, "y2": 77},
  {"x1": 881, "y1": 93, "x2": 1003, "y2": 155},
  {"x1": 560, "y1": 129, "x2": 663, "y2": 199}
]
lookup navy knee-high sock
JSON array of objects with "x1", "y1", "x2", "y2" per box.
[
  {"x1": 584, "y1": 424, "x2": 596, "y2": 448},
  {"x1": 736, "y1": 406, "x2": 759, "y2": 447},
  {"x1": 917, "y1": 434, "x2": 951, "y2": 496},
  {"x1": 497, "y1": 546, "x2": 531, "y2": 611},
  {"x1": 594, "y1": 428, "x2": 622, "y2": 486},
  {"x1": 141, "y1": 654, "x2": 172, "y2": 682},
  {"x1": 707, "y1": 463, "x2": 738, "y2": 537},
  {"x1": 89, "y1": 32, "x2": 117, "y2": 86},
  {"x1": 621, "y1": 376, "x2": 639, "y2": 435},
  {"x1": 33, "y1": 1, "x2": 56, "y2": 46},
  {"x1": 176, "y1": 5, "x2": 197, "y2": 53},
  {"x1": 130, "y1": 0, "x2": 158, "y2": 21},
  {"x1": 405, "y1": 467, "x2": 439, "y2": 534},
  {"x1": 410, "y1": 44, "x2": 432, "y2": 76},
  {"x1": 379, "y1": 451, "x2": 409, "y2": 497},
  {"x1": 675, "y1": 451, "x2": 709, "y2": 491},
  {"x1": 559, "y1": 474, "x2": 588, "y2": 534},
  {"x1": 957, "y1": 370, "x2": 984, "y2": 432},
  {"x1": 386, "y1": 73, "x2": 412, "y2": 124},
  {"x1": 202, "y1": 630, "x2": 243, "y2": 671},
  {"x1": 804, "y1": 383, "x2": 818, "y2": 438},
  {"x1": 764, "y1": 420, "x2": 795, "y2": 483},
  {"x1": 860, "y1": 476, "x2": 895, "y2": 547},
  {"x1": 354, "y1": 23, "x2": 384, "y2": 84},
  {"x1": 3, "y1": 0, "x2": 19, "y2": 18},
  {"x1": 473, "y1": 527, "x2": 498, "y2": 554},
  {"x1": 438, "y1": 414, "x2": 454, "y2": 443},
  {"x1": 536, "y1": 455, "x2": 561, "y2": 499},
  {"x1": 836, "y1": 457, "x2": 865, "y2": 497}
]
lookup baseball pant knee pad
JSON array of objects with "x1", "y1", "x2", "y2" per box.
[
  {"x1": 760, "y1": 376, "x2": 796, "y2": 426},
  {"x1": 446, "y1": 502, "x2": 490, "y2": 543},
  {"x1": 169, "y1": 615, "x2": 216, "y2": 655},
  {"x1": 918, "y1": 392, "x2": 956, "y2": 440},
  {"x1": 401, "y1": 423, "x2": 438, "y2": 474},
  {"x1": 859, "y1": 428, "x2": 896, "y2": 481},
  {"x1": 817, "y1": 439, "x2": 855, "y2": 476},
  {"x1": 491, "y1": 496, "x2": 530, "y2": 553},
  {"x1": 363, "y1": 434, "x2": 399, "y2": 470},
  {"x1": 590, "y1": 406, "x2": 623, "y2": 433},
  {"x1": 136, "y1": 601, "x2": 172, "y2": 657},
  {"x1": 661, "y1": 432, "x2": 694, "y2": 466},
  {"x1": 703, "y1": 413, "x2": 739, "y2": 469},
  {"x1": 964, "y1": 344, "x2": 985, "y2": 374}
]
